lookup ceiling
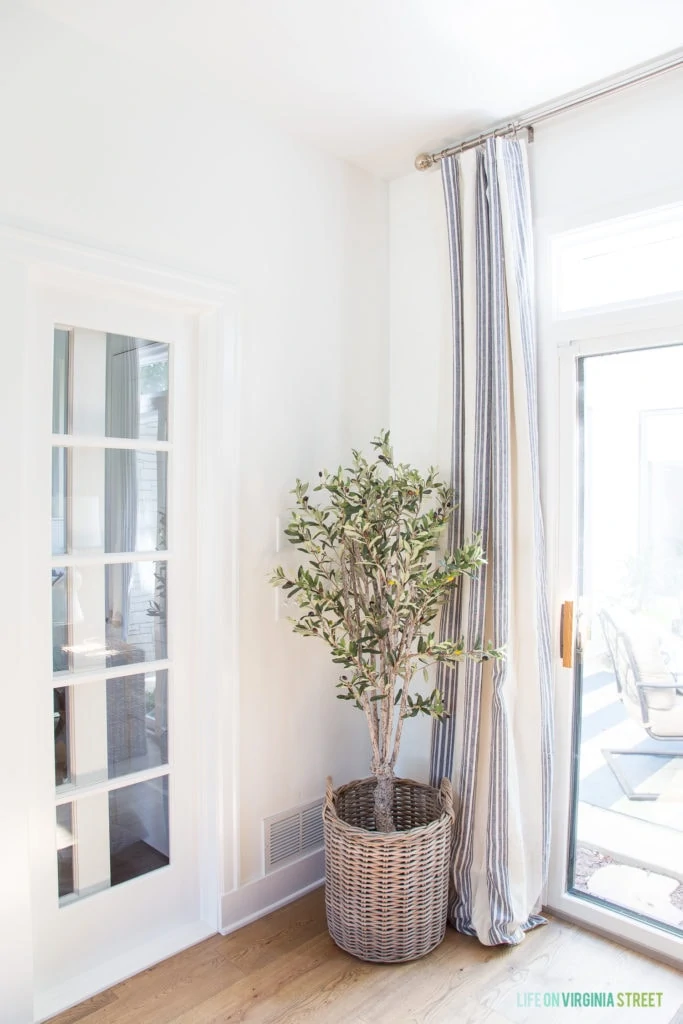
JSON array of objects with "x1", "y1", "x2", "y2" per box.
[{"x1": 24, "y1": 0, "x2": 683, "y2": 178}]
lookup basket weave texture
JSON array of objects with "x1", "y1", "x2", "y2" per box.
[{"x1": 323, "y1": 775, "x2": 454, "y2": 963}]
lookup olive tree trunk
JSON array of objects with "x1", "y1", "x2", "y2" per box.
[{"x1": 373, "y1": 765, "x2": 395, "y2": 832}]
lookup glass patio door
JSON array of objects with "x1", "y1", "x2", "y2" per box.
[
  {"x1": 30, "y1": 287, "x2": 210, "y2": 1018},
  {"x1": 550, "y1": 334, "x2": 683, "y2": 962}
]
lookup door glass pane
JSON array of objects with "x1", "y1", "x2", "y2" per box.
[
  {"x1": 105, "y1": 561, "x2": 167, "y2": 665},
  {"x1": 108, "y1": 671, "x2": 169, "y2": 778},
  {"x1": 110, "y1": 777, "x2": 169, "y2": 886},
  {"x1": 56, "y1": 804, "x2": 74, "y2": 900},
  {"x1": 52, "y1": 329, "x2": 70, "y2": 435},
  {"x1": 106, "y1": 450, "x2": 167, "y2": 553},
  {"x1": 52, "y1": 561, "x2": 168, "y2": 672},
  {"x1": 52, "y1": 447, "x2": 168, "y2": 554},
  {"x1": 52, "y1": 448, "x2": 68, "y2": 555},
  {"x1": 570, "y1": 345, "x2": 683, "y2": 935},
  {"x1": 104, "y1": 335, "x2": 169, "y2": 442},
  {"x1": 52, "y1": 568, "x2": 71, "y2": 673},
  {"x1": 56, "y1": 778, "x2": 169, "y2": 902},
  {"x1": 52, "y1": 329, "x2": 169, "y2": 440},
  {"x1": 52, "y1": 672, "x2": 168, "y2": 789},
  {"x1": 54, "y1": 686, "x2": 70, "y2": 786}
]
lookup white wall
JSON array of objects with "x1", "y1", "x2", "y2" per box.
[
  {"x1": 0, "y1": 3, "x2": 388, "y2": 994},
  {"x1": 531, "y1": 66, "x2": 683, "y2": 227},
  {"x1": 388, "y1": 66, "x2": 683, "y2": 778},
  {"x1": 388, "y1": 168, "x2": 452, "y2": 780}
]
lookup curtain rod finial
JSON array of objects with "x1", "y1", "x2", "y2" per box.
[{"x1": 415, "y1": 152, "x2": 435, "y2": 172}]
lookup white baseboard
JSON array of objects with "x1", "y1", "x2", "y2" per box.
[
  {"x1": 220, "y1": 849, "x2": 324, "y2": 935},
  {"x1": 33, "y1": 919, "x2": 215, "y2": 1024}
]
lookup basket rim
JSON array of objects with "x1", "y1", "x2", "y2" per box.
[
  {"x1": 324, "y1": 774, "x2": 454, "y2": 843},
  {"x1": 334, "y1": 774, "x2": 438, "y2": 795}
]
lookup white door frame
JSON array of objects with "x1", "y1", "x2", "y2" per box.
[{"x1": 0, "y1": 225, "x2": 241, "y2": 1023}]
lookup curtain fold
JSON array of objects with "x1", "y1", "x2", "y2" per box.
[{"x1": 430, "y1": 138, "x2": 553, "y2": 946}]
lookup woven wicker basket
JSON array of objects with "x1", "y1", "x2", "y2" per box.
[{"x1": 323, "y1": 774, "x2": 454, "y2": 963}]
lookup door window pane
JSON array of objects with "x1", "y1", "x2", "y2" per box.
[
  {"x1": 56, "y1": 778, "x2": 169, "y2": 902},
  {"x1": 52, "y1": 561, "x2": 167, "y2": 671},
  {"x1": 51, "y1": 448, "x2": 168, "y2": 554},
  {"x1": 109, "y1": 671, "x2": 169, "y2": 774},
  {"x1": 52, "y1": 672, "x2": 168, "y2": 789},
  {"x1": 108, "y1": 671, "x2": 168, "y2": 778},
  {"x1": 110, "y1": 778, "x2": 169, "y2": 886},
  {"x1": 54, "y1": 686, "x2": 70, "y2": 786},
  {"x1": 52, "y1": 329, "x2": 70, "y2": 435},
  {"x1": 52, "y1": 568, "x2": 71, "y2": 673},
  {"x1": 56, "y1": 804, "x2": 74, "y2": 900},
  {"x1": 52, "y1": 329, "x2": 169, "y2": 440},
  {"x1": 106, "y1": 561, "x2": 167, "y2": 666},
  {"x1": 105, "y1": 335, "x2": 169, "y2": 442},
  {"x1": 106, "y1": 450, "x2": 167, "y2": 553},
  {"x1": 51, "y1": 447, "x2": 68, "y2": 555}
]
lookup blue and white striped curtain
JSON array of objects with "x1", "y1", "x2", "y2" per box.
[{"x1": 430, "y1": 138, "x2": 554, "y2": 946}]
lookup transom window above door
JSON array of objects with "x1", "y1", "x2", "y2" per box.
[{"x1": 552, "y1": 202, "x2": 683, "y2": 315}]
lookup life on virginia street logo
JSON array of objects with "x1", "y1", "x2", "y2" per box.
[{"x1": 516, "y1": 991, "x2": 664, "y2": 1009}]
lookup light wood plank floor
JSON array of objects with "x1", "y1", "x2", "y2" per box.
[{"x1": 49, "y1": 888, "x2": 683, "y2": 1024}]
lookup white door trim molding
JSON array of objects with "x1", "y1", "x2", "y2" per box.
[{"x1": 0, "y1": 222, "x2": 239, "y2": 309}]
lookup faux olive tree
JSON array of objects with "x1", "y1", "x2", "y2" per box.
[{"x1": 271, "y1": 431, "x2": 502, "y2": 832}]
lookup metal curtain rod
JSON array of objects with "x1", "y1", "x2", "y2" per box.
[{"x1": 414, "y1": 49, "x2": 683, "y2": 171}]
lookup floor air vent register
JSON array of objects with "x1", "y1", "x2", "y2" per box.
[{"x1": 264, "y1": 798, "x2": 324, "y2": 872}]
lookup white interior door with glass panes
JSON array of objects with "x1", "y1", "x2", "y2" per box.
[{"x1": 31, "y1": 285, "x2": 212, "y2": 1015}]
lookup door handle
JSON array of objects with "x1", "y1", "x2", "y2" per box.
[{"x1": 560, "y1": 600, "x2": 574, "y2": 668}]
